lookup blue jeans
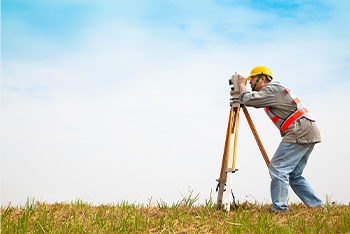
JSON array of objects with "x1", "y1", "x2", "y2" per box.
[{"x1": 268, "y1": 142, "x2": 322, "y2": 212}]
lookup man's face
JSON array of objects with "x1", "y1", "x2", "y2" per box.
[
  {"x1": 249, "y1": 75, "x2": 260, "y2": 90},
  {"x1": 249, "y1": 75, "x2": 265, "y2": 91}
]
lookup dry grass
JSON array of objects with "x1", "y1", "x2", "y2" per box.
[{"x1": 1, "y1": 197, "x2": 350, "y2": 233}]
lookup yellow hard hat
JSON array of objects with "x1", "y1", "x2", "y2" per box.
[{"x1": 247, "y1": 66, "x2": 273, "y2": 80}]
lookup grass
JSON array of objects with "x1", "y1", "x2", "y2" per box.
[{"x1": 1, "y1": 192, "x2": 349, "y2": 233}]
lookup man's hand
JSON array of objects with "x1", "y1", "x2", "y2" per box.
[{"x1": 238, "y1": 74, "x2": 247, "y2": 93}]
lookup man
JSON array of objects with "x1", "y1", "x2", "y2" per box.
[{"x1": 238, "y1": 66, "x2": 323, "y2": 213}]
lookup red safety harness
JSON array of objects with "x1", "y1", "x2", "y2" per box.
[{"x1": 264, "y1": 86, "x2": 314, "y2": 133}]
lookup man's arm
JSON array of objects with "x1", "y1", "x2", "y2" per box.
[
  {"x1": 237, "y1": 74, "x2": 277, "y2": 108},
  {"x1": 239, "y1": 89, "x2": 277, "y2": 108}
]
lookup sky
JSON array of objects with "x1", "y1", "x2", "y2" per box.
[{"x1": 1, "y1": 0, "x2": 350, "y2": 207}]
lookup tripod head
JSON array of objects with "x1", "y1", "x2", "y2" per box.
[{"x1": 229, "y1": 72, "x2": 241, "y2": 107}]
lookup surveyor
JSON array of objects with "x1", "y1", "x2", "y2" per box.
[{"x1": 237, "y1": 66, "x2": 323, "y2": 213}]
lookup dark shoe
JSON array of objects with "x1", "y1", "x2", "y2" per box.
[{"x1": 270, "y1": 208, "x2": 289, "y2": 214}]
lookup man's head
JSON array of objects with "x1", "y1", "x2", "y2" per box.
[{"x1": 247, "y1": 66, "x2": 273, "y2": 91}]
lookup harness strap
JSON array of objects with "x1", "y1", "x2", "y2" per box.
[
  {"x1": 285, "y1": 88, "x2": 301, "y2": 104},
  {"x1": 280, "y1": 108, "x2": 309, "y2": 133},
  {"x1": 264, "y1": 107, "x2": 281, "y2": 124},
  {"x1": 264, "y1": 85, "x2": 314, "y2": 133}
]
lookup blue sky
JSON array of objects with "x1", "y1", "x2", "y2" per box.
[{"x1": 2, "y1": 0, "x2": 350, "y2": 206}]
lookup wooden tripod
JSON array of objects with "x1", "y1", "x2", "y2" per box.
[{"x1": 216, "y1": 102, "x2": 270, "y2": 211}]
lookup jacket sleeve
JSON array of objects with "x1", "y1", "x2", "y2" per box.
[{"x1": 239, "y1": 85, "x2": 278, "y2": 108}]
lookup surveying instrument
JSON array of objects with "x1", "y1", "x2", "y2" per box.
[{"x1": 216, "y1": 72, "x2": 270, "y2": 211}]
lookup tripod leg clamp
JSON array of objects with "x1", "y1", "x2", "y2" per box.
[
  {"x1": 216, "y1": 178, "x2": 226, "y2": 183},
  {"x1": 226, "y1": 168, "x2": 239, "y2": 173}
]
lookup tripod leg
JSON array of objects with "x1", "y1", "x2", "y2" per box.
[
  {"x1": 219, "y1": 107, "x2": 234, "y2": 179},
  {"x1": 216, "y1": 107, "x2": 235, "y2": 209},
  {"x1": 223, "y1": 107, "x2": 240, "y2": 211},
  {"x1": 232, "y1": 107, "x2": 240, "y2": 169},
  {"x1": 242, "y1": 105, "x2": 270, "y2": 167}
]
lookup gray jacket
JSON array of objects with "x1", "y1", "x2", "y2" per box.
[{"x1": 239, "y1": 81, "x2": 321, "y2": 144}]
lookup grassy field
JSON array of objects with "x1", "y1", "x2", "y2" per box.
[{"x1": 1, "y1": 194, "x2": 350, "y2": 233}]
